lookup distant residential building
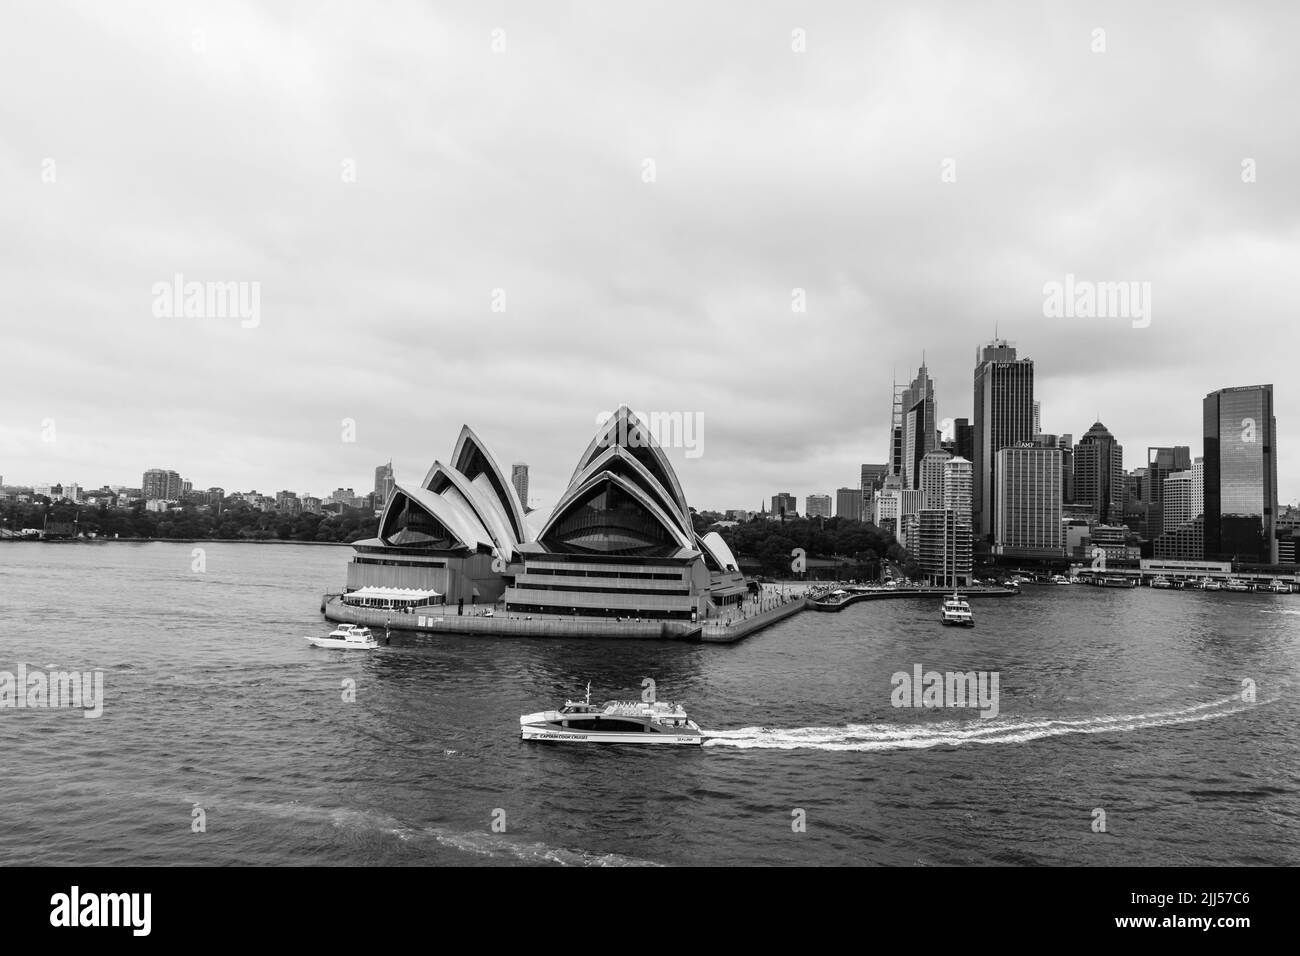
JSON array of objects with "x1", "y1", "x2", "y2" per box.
[
  {"x1": 276, "y1": 490, "x2": 301, "y2": 515},
  {"x1": 771, "y1": 492, "x2": 797, "y2": 518},
  {"x1": 942, "y1": 456, "x2": 973, "y2": 525},
  {"x1": 63, "y1": 482, "x2": 82, "y2": 503},
  {"x1": 994, "y1": 444, "x2": 1063, "y2": 558},
  {"x1": 1073, "y1": 422, "x2": 1125, "y2": 525},
  {"x1": 329, "y1": 488, "x2": 357, "y2": 505},
  {"x1": 1203, "y1": 385, "x2": 1278, "y2": 564},
  {"x1": 805, "y1": 494, "x2": 832, "y2": 519},
  {"x1": 724, "y1": 509, "x2": 752, "y2": 522},
  {"x1": 918, "y1": 450, "x2": 951, "y2": 510},
  {"x1": 511, "y1": 462, "x2": 529, "y2": 512},
  {"x1": 142, "y1": 469, "x2": 182, "y2": 501},
  {"x1": 918, "y1": 509, "x2": 973, "y2": 586},
  {"x1": 181, "y1": 478, "x2": 193, "y2": 495},
  {"x1": 301, "y1": 496, "x2": 322, "y2": 515},
  {"x1": 835, "y1": 488, "x2": 862, "y2": 521},
  {"x1": 973, "y1": 338, "x2": 1035, "y2": 540}
]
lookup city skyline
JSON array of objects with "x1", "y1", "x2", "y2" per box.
[{"x1": 5, "y1": 364, "x2": 1294, "y2": 517}]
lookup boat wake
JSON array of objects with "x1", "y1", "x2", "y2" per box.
[
  {"x1": 702, "y1": 695, "x2": 1262, "y2": 752},
  {"x1": 204, "y1": 800, "x2": 661, "y2": 866}
]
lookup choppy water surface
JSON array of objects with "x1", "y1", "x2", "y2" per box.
[{"x1": 1, "y1": 542, "x2": 1296, "y2": 865}]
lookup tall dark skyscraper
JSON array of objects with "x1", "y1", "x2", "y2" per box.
[
  {"x1": 973, "y1": 339, "x2": 1035, "y2": 540},
  {"x1": 954, "y1": 417, "x2": 974, "y2": 464},
  {"x1": 900, "y1": 363, "x2": 937, "y2": 490},
  {"x1": 1073, "y1": 422, "x2": 1125, "y2": 525},
  {"x1": 1203, "y1": 385, "x2": 1278, "y2": 564}
]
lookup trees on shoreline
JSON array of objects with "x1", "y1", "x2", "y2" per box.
[{"x1": 0, "y1": 500, "x2": 380, "y2": 543}]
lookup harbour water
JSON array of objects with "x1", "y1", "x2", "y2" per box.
[{"x1": 1, "y1": 542, "x2": 1297, "y2": 866}]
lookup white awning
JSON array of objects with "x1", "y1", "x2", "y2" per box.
[{"x1": 344, "y1": 587, "x2": 442, "y2": 602}]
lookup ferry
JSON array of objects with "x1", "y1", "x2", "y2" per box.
[
  {"x1": 306, "y1": 624, "x2": 379, "y2": 650},
  {"x1": 940, "y1": 594, "x2": 974, "y2": 627},
  {"x1": 1265, "y1": 579, "x2": 1292, "y2": 593},
  {"x1": 520, "y1": 684, "x2": 703, "y2": 746},
  {"x1": 1150, "y1": 575, "x2": 1174, "y2": 589},
  {"x1": 1223, "y1": 578, "x2": 1253, "y2": 593},
  {"x1": 1199, "y1": 577, "x2": 1222, "y2": 591},
  {"x1": 1050, "y1": 574, "x2": 1073, "y2": 585}
]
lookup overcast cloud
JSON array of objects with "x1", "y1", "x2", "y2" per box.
[{"x1": 2, "y1": 0, "x2": 1297, "y2": 512}]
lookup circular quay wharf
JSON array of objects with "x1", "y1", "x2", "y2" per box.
[{"x1": 320, "y1": 407, "x2": 822, "y2": 644}]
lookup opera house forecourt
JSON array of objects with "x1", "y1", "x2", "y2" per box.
[{"x1": 322, "y1": 407, "x2": 753, "y2": 639}]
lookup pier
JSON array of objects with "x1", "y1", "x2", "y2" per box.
[{"x1": 806, "y1": 584, "x2": 1020, "y2": 612}]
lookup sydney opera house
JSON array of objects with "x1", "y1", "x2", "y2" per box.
[{"x1": 329, "y1": 407, "x2": 747, "y2": 626}]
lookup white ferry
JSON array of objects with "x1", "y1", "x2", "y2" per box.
[
  {"x1": 1150, "y1": 575, "x2": 1173, "y2": 589},
  {"x1": 520, "y1": 684, "x2": 703, "y2": 746},
  {"x1": 940, "y1": 594, "x2": 974, "y2": 627},
  {"x1": 305, "y1": 624, "x2": 379, "y2": 650},
  {"x1": 1050, "y1": 574, "x2": 1073, "y2": 585},
  {"x1": 1223, "y1": 578, "x2": 1253, "y2": 592}
]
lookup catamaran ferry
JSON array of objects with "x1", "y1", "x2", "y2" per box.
[{"x1": 520, "y1": 684, "x2": 703, "y2": 745}]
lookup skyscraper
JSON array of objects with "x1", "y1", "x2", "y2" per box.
[
  {"x1": 900, "y1": 363, "x2": 937, "y2": 490},
  {"x1": 888, "y1": 383, "x2": 906, "y2": 478},
  {"x1": 1073, "y1": 422, "x2": 1125, "y2": 525},
  {"x1": 1142, "y1": 446, "x2": 1192, "y2": 539},
  {"x1": 973, "y1": 339, "x2": 1035, "y2": 540},
  {"x1": 994, "y1": 444, "x2": 1063, "y2": 557},
  {"x1": 1203, "y1": 385, "x2": 1278, "y2": 564},
  {"x1": 511, "y1": 462, "x2": 529, "y2": 512},
  {"x1": 374, "y1": 461, "x2": 395, "y2": 506}
]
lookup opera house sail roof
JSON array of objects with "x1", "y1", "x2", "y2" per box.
[
  {"x1": 375, "y1": 425, "x2": 528, "y2": 560},
  {"x1": 336, "y1": 407, "x2": 748, "y2": 623}
]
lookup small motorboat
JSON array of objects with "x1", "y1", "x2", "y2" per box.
[
  {"x1": 306, "y1": 624, "x2": 379, "y2": 649},
  {"x1": 940, "y1": 594, "x2": 974, "y2": 626},
  {"x1": 520, "y1": 683, "x2": 703, "y2": 745}
]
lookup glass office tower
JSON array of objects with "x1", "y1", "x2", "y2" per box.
[{"x1": 1203, "y1": 385, "x2": 1277, "y2": 564}]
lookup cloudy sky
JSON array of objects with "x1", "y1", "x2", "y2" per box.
[{"x1": 3, "y1": 0, "x2": 1297, "y2": 513}]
